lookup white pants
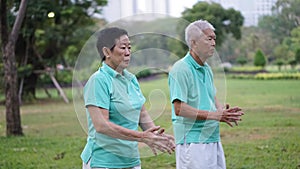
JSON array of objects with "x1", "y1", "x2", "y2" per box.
[
  {"x1": 82, "y1": 160, "x2": 141, "y2": 169},
  {"x1": 176, "y1": 142, "x2": 226, "y2": 169}
]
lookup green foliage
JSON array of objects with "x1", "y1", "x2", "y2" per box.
[
  {"x1": 274, "y1": 59, "x2": 285, "y2": 71},
  {"x1": 4, "y1": 0, "x2": 107, "y2": 98},
  {"x1": 288, "y1": 59, "x2": 297, "y2": 69},
  {"x1": 255, "y1": 72, "x2": 300, "y2": 80},
  {"x1": 228, "y1": 72, "x2": 300, "y2": 80},
  {"x1": 229, "y1": 66, "x2": 264, "y2": 72},
  {"x1": 55, "y1": 70, "x2": 73, "y2": 85},
  {"x1": 295, "y1": 48, "x2": 300, "y2": 64},
  {"x1": 17, "y1": 64, "x2": 33, "y2": 78},
  {"x1": 181, "y1": 2, "x2": 244, "y2": 46},
  {"x1": 290, "y1": 27, "x2": 300, "y2": 51},
  {"x1": 254, "y1": 49, "x2": 267, "y2": 67},
  {"x1": 37, "y1": 70, "x2": 73, "y2": 87},
  {"x1": 258, "y1": 0, "x2": 300, "y2": 43},
  {"x1": 135, "y1": 69, "x2": 152, "y2": 79},
  {"x1": 174, "y1": 1, "x2": 244, "y2": 58},
  {"x1": 236, "y1": 56, "x2": 247, "y2": 66}
]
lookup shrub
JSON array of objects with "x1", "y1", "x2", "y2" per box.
[
  {"x1": 135, "y1": 69, "x2": 152, "y2": 79},
  {"x1": 236, "y1": 56, "x2": 248, "y2": 66},
  {"x1": 228, "y1": 72, "x2": 300, "y2": 80},
  {"x1": 254, "y1": 49, "x2": 267, "y2": 67},
  {"x1": 254, "y1": 72, "x2": 300, "y2": 80},
  {"x1": 274, "y1": 59, "x2": 285, "y2": 71},
  {"x1": 295, "y1": 48, "x2": 300, "y2": 64}
]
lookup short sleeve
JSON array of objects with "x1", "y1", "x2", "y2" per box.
[
  {"x1": 168, "y1": 65, "x2": 190, "y2": 103},
  {"x1": 83, "y1": 74, "x2": 110, "y2": 110}
]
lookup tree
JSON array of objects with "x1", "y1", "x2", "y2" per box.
[
  {"x1": 1, "y1": 0, "x2": 107, "y2": 136},
  {"x1": 254, "y1": 49, "x2": 267, "y2": 67},
  {"x1": 11, "y1": 0, "x2": 107, "y2": 100},
  {"x1": 172, "y1": 2, "x2": 244, "y2": 58},
  {"x1": 258, "y1": 0, "x2": 300, "y2": 43},
  {"x1": 1, "y1": 0, "x2": 28, "y2": 136}
]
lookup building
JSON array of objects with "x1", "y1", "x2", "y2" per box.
[
  {"x1": 199, "y1": 0, "x2": 277, "y2": 26},
  {"x1": 100, "y1": 0, "x2": 170, "y2": 22}
]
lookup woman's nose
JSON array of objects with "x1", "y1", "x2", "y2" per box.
[{"x1": 125, "y1": 48, "x2": 130, "y2": 55}]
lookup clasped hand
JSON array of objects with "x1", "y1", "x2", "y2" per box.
[
  {"x1": 218, "y1": 104, "x2": 244, "y2": 127},
  {"x1": 141, "y1": 126, "x2": 175, "y2": 155}
]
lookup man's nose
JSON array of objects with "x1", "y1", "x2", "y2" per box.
[{"x1": 212, "y1": 39, "x2": 216, "y2": 46}]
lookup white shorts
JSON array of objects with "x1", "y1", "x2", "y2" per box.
[
  {"x1": 82, "y1": 160, "x2": 141, "y2": 169},
  {"x1": 176, "y1": 142, "x2": 226, "y2": 169}
]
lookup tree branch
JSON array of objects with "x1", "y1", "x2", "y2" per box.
[{"x1": 8, "y1": 0, "x2": 28, "y2": 47}]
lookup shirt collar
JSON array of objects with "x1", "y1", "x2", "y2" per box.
[
  {"x1": 101, "y1": 62, "x2": 134, "y2": 80},
  {"x1": 184, "y1": 52, "x2": 208, "y2": 70}
]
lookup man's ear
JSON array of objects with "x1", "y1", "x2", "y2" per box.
[
  {"x1": 102, "y1": 47, "x2": 111, "y2": 58},
  {"x1": 191, "y1": 40, "x2": 196, "y2": 47}
]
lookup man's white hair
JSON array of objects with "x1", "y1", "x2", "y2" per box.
[{"x1": 185, "y1": 20, "x2": 215, "y2": 49}]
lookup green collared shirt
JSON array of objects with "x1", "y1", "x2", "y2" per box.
[
  {"x1": 168, "y1": 52, "x2": 220, "y2": 144},
  {"x1": 81, "y1": 62, "x2": 145, "y2": 168}
]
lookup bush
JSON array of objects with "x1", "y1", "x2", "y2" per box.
[
  {"x1": 236, "y1": 56, "x2": 248, "y2": 66},
  {"x1": 274, "y1": 59, "x2": 285, "y2": 71},
  {"x1": 228, "y1": 72, "x2": 300, "y2": 80},
  {"x1": 254, "y1": 49, "x2": 267, "y2": 67},
  {"x1": 254, "y1": 72, "x2": 300, "y2": 80},
  {"x1": 135, "y1": 69, "x2": 152, "y2": 79}
]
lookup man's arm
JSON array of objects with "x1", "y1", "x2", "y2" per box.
[{"x1": 173, "y1": 99, "x2": 244, "y2": 127}]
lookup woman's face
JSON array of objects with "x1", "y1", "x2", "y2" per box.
[{"x1": 106, "y1": 35, "x2": 131, "y2": 72}]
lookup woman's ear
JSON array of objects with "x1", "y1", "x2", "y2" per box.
[{"x1": 102, "y1": 47, "x2": 111, "y2": 59}]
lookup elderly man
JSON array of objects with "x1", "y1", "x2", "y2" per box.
[{"x1": 168, "y1": 20, "x2": 244, "y2": 169}]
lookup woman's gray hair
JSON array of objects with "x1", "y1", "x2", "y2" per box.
[{"x1": 185, "y1": 20, "x2": 215, "y2": 49}]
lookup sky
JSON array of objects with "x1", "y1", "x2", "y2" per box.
[
  {"x1": 135, "y1": 0, "x2": 199, "y2": 17},
  {"x1": 169, "y1": 0, "x2": 199, "y2": 17}
]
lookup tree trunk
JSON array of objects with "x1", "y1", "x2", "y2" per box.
[
  {"x1": 3, "y1": 43, "x2": 23, "y2": 136},
  {"x1": 1, "y1": 0, "x2": 28, "y2": 136}
]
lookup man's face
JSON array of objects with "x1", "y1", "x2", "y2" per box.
[{"x1": 192, "y1": 28, "x2": 216, "y2": 60}]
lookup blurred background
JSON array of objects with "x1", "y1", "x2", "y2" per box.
[{"x1": 0, "y1": 0, "x2": 299, "y2": 168}]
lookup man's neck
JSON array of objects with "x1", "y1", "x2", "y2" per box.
[{"x1": 190, "y1": 50, "x2": 206, "y2": 66}]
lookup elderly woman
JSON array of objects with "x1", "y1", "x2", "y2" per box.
[{"x1": 81, "y1": 27, "x2": 175, "y2": 169}]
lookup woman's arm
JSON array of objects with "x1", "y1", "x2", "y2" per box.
[
  {"x1": 138, "y1": 105, "x2": 175, "y2": 154},
  {"x1": 88, "y1": 105, "x2": 174, "y2": 155},
  {"x1": 88, "y1": 105, "x2": 142, "y2": 141}
]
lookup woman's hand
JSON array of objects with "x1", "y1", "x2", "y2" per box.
[{"x1": 141, "y1": 126, "x2": 175, "y2": 155}]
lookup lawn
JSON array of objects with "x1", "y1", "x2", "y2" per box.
[{"x1": 0, "y1": 78, "x2": 299, "y2": 169}]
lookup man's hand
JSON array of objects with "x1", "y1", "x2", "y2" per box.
[{"x1": 215, "y1": 104, "x2": 244, "y2": 127}]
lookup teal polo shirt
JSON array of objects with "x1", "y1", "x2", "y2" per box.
[
  {"x1": 81, "y1": 62, "x2": 145, "y2": 168},
  {"x1": 168, "y1": 52, "x2": 220, "y2": 144}
]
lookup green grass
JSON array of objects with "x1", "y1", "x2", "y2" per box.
[{"x1": 0, "y1": 78, "x2": 300, "y2": 169}]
